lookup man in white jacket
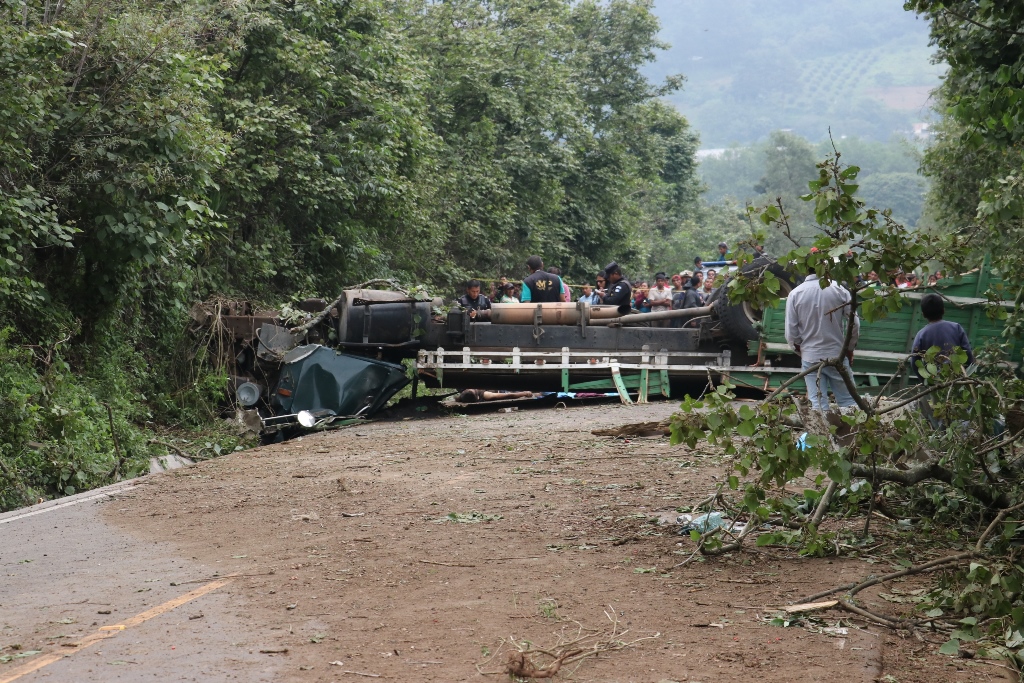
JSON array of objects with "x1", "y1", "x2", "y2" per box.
[{"x1": 785, "y1": 259, "x2": 860, "y2": 412}]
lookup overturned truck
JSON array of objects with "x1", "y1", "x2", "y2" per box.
[{"x1": 202, "y1": 258, "x2": 1020, "y2": 432}]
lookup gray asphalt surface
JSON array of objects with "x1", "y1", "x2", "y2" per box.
[{"x1": 0, "y1": 480, "x2": 281, "y2": 682}]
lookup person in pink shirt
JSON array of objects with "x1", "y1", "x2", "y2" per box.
[{"x1": 548, "y1": 266, "x2": 572, "y2": 302}]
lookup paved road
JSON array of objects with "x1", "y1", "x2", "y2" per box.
[{"x1": 0, "y1": 481, "x2": 281, "y2": 682}]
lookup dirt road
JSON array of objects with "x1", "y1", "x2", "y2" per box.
[{"x1": 2, "y1": 402, "x2": 1008, "y2": 682}]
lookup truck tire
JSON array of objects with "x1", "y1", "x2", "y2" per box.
[{"x1": 716, "y1": 257, "x2": 796, "y2": 342}]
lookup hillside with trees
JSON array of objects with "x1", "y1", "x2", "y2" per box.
[{"x1": 647, "y1": 0, "x2": 944, "y2": 145}]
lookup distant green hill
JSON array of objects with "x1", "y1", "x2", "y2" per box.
[{"x1": 647, "y1": 0, "x2": 944, "y2": 146}]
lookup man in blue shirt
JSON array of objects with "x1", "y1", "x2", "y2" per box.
[
  {"x1": 578, "y1": 283, "x2": 602, "y2": 305},
  {"x1": 911, "y1": 293, "x2": 975, "y2": 376}
]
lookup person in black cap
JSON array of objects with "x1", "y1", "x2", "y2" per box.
[
  {"x1": 601, "y1": 261, "x2": 632, "y2": 314},
  {"x1": 521, "y1": 255, "x2": 563, "y2": 303}
]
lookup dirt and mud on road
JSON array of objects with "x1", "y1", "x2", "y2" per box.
[{"x1": 51, "y1": 403, "x2": 1015, "y2": 681}]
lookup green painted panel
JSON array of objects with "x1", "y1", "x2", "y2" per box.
[{"x1": 571, "y1": 373, "x2": 664, "y2": 391}]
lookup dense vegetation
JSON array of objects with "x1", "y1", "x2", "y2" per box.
[
  {"x1": 667, "y1": 0, "x2": 1024, "y2": 669},
  {"x1": 647, "y1": 0, "x2": 943, "y2": 145},
  {"x1": 0, "y1": 0, "x2": 702, "y2": 510}
]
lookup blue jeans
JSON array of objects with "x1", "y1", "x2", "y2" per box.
[{"x1": 801, "y1": 359, "x2": 856, "y2": 412}]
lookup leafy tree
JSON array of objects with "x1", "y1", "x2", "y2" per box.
[
  {"x1": 673, "y1": 150, "x2": 1024, "y2": 666},
  {"x1": 907, "y1": 0, "x2": 1024, "y2": 340},
  {"x1": 1, "y1": 1, "x2": 224, "y2": 325},
  {"x1": 0, "y1": 0, "x2": 703, "y2": 509},
  {"x1": 857, "y1": 172, "x2": 926, "y2": 226}
]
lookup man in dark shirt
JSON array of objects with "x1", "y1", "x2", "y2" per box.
[
  {"x1": 457, "y1": 279, "x2": 491, "y2": 321},
  {"x1": 521, "y1": 255, "x2": 564, "y2": 303},
  {"x1": 601, "y1": 261, "x2": 632, "y2": 314},
  {"x1": 911, "y1": 293, "x2": 975, "y2": 376}
]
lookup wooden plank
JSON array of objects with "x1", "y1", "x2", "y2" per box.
[
  {"x1": 610, "y1": 362, "x2": 633, "y2": 405},
  {"x1": 784, "y1": 600, "x2": 838, "y2": 614}
]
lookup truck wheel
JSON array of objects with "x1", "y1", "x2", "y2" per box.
[{"x1": 716, "y1": 257, "x2": 796, "y2": 342}]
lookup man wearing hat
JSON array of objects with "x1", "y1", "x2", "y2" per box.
[
  {"x1": 601, "y1": 262, "x2": 632, "y2": 314},
  {"x1": 496, "y1": 281, "x2": 518, "y2": 303}
]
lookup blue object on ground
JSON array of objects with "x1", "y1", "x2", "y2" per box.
[{"x1": 677, "y1": 511, "x2": 727, "y2": 534}]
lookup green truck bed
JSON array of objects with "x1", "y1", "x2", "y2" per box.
[{"x1": 725, "y1": 264, "x2": 1021, "y2": 394}]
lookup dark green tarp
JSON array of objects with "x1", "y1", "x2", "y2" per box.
[{"x1": 271, "y1": 346, "x2": 409, "y2": 418}]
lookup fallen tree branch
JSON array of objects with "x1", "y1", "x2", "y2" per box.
[
  {"x1": 793, "y1": 501, "x2": 1024, "y2": 622},
  {"x1": 592, "y1": 421, "x2": 671, "y2": 438},
  {"x1": 810, "y1": 480, "x2": 838, "y2": 526},
  {"x1": 148, "y1": 438, "x2": 192, "y2": 460},
  {"x1": 848, "y1": 461, "x2": 1011, "y2": 509}
]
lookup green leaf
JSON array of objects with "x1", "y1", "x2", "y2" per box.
[{"x1": 938, "y1": 639, "x2": 960, "y2": 656}]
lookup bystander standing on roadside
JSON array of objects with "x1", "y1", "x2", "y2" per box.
[
  {"x1": 578, "y1": 283, "x2": 601, "y2": 305},
  {"x1": 633, "y1": 281, "x2": 651, "y2": 312},
  {"x1": 548, "y1": 266, "x2": 572, "y2": 302},
  {"x1": 716, "y1": 242, "x2": 733, "y2": 263},
  {"x1": 702, "y1": 269, "x2": 716, "y2": 298},
  {"x1": 911, "y1": 294, "x2": 975, "y2": 373},
  {"x1": 911, "y1": 293, "x2": 975, "y2": 426},
  {"x1": 648, "y1": 272, "x2": 673, "y2": 326},
  {"x1": 671, "y1": 273, "x2": 684, "y2": 295},
  {"x1": 496, "y1": 282, "x2": 518, "y2": 303},
  {"x1": 521, "y1": 256, "x2": 564, "y2": 303},
  {"x1": 784, "y1": 253, "x2": 860, "y2": 413}
]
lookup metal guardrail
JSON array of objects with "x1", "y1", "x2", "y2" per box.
[{"x1": 416, "y1": 346, "x2": 731, "y2": 404}]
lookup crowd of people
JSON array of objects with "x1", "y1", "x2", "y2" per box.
[
  {"x1": 456, "y1": 246, "x2": 740, "y2": 322},
  {"x1": 455, "y1": 250, "x2": 952, "y2": 328}
]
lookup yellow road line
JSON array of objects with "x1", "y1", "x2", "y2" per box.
[{"x1": 0, "y1": 576, "x2": 234, "y2": 683}]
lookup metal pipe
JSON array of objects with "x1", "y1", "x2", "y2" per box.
[
  {"x1": 590, "y1": 304, "x2": 717, "y2": 326},
  {"x1": 489, "y1": 302, "x2": 620, "y2": 325},
  {"x1": 337, "y1": 340, "x2": 422, "y2": 349}
]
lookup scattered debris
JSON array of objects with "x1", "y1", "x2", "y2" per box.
[
  {"x1": 677, "y1": 512, "x2": 733, "y2": 534},
  {"x1": 592, "y1": 421, "x2": 671, "y2": 438},
  {"x1": 419, "y1": 559, "x2": 476, "y2": 568},
  {"x1": 0, "y1": 650, "x2": 42, "y2": 663},
  {"x1": 784, "y1": 600, "x2": 839, "y2": 614},
  {"x1": 435, "y1": 511, "x2": 502, "y2": 524},
  {"x1": 259, "y1": 647, "x2": 289, "y2": 654},
  {"x1": 332, "y1": 668, "x2": 381, "y2": 678},
  {"x1": 476, "y1": 605, "x2": 660, "y2": 678}
]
